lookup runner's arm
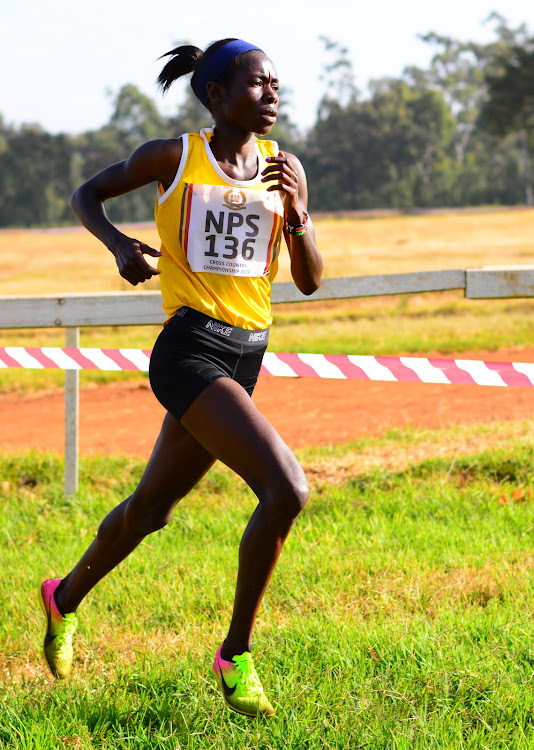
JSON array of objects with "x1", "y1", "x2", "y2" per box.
[{"x1": 70, "y1": 138, "x2": 183, "y2": 285}]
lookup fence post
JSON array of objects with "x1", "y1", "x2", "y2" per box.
[{"x1": 64, "y1": 326, "x2": 79, "y2": 496}]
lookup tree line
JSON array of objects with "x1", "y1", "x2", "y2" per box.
[{"x1": 1, "y1": 14, "x2": 533, "y2": 228}]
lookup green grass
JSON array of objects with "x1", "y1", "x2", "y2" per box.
[
  {"x1": 2, "y1": 433, "x2": 534, "y2": 748},
  {"x1": 1, "y1": 292, "x2": 534, "y2": 394}
]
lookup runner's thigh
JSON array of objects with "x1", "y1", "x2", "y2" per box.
[
  {"x1": 134, "y1": 411, "x2": 216, "y2": 505},
  {"x1": 180, "y1": 378, "x2": 307, "y2": 500}
]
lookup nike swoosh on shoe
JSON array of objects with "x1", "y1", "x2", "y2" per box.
[{"x1": 219, "y1": 667, "x2": 237, "y2": 696}]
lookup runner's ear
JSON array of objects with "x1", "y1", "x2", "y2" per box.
[{"x1": 207, "y1": 81, "x2": 226, "y2": 107}]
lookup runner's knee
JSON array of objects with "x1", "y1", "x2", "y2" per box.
[{"x1": 260, "y1": 468, "x2": 309, "y2": 519}]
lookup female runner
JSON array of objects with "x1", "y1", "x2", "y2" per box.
[{"x1": 39, "y1": 38, "x2": 322, "y2": 718}]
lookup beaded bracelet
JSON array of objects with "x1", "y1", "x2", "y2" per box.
[{"x1": 286, "y1": 212, "x2": 309, "y2": 236}]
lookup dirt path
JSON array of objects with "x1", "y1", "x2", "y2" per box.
[{"x1": 1, "y1": 349, "x2": 533, "y2": 458}]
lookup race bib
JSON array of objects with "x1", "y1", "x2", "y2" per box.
[{"x1": 182, "y1": 184, "x2": 283, "y2": 277}]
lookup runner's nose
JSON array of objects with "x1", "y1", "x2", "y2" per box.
[{"x1": 264, "y1": 85, "x2": 278, "y2": 104}]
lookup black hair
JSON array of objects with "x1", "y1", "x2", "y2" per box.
[{"x1": 157, "y1": 38, "x2": 257, "y2": 107}]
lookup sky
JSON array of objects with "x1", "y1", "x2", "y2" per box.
[{"x1": 2, "y1": 0, "x2": 534, "y2": 136}]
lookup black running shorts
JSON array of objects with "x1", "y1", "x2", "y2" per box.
[{"x1": 149, "y1": 306, "x2": 269, "y2": 422}]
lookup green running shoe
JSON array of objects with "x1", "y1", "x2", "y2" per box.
[
  {"x1": 39, "y1": 578, "x2": 77, "y2": 679},
  {"x1": 213, "y1": 644, "x2": 275, "y2": 717}
]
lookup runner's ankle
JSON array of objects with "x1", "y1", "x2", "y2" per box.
[{"x1": 220, "y1": 639, "x2": 251, "y2": 660}]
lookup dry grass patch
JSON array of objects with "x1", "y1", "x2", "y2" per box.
[
  {"x1": 313, "y1": 209, "x2": 534, "y2": 278},
  {"x1": 300, "y1": 418, "x2": 534, "y2": 488},
  {"x1": 2, "y1": 209, "x2": 534, "y2": 295}
]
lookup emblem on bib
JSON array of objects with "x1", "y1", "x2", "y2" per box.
[{"x1": 223, "y1": 189, "x2": 247, "y2": 211}]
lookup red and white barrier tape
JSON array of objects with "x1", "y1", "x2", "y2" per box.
[
  {"x1": 0, "y1": 347, "x2": 153, "y2": 373},
  {"x1": 1, "y1": 347, "x2": 534, "y2": 387}
]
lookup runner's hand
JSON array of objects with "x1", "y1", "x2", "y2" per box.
[
  {"x1": 111, "y1": 236, "x2": 162, "y2": 286},
  {"x1": 261, "y1": 151, "x2": 303, "y2": 222}
]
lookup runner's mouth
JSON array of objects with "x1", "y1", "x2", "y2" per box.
[{"x1": 260, "y1": 109, "x2": 277, "y2": 122}]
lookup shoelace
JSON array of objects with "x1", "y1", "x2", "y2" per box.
[
  {"x1": 233, "y1": 653, "x2": 263, "y2": 693},
  {"x1": 55, "y1": 613, "x2": 77, "y2": 658}
]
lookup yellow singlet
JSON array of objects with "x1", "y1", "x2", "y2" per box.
[{"x1": 155, "y1": 128, "x2": 284, "y2": 329}]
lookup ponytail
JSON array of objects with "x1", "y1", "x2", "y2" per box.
[{"x1": 156, "y1": 45, "x2": 203, "y2": 93}]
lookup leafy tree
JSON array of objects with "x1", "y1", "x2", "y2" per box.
[
  {"x1": 405, "y1": 14, "x2": 530, "y2": 162},
  {"x1": 0, "y1": 124, "x2": 76, "y2": 226},
  {"x1": 483, "y1": 44, "x2": 534, "y2": 136},
  {"x1": 303, "y1": 77, "x2": 454, "y2": 210},
  {"x1": 110, "y1": 83, "x2": 170, "y2": 144},
  {"x1": 481, "y1": 42, "x2": 534, "y2": 204}
]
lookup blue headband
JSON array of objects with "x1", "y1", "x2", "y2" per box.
[{"x1": 193, "y1": 40, "x2": 263, "y2": 108}]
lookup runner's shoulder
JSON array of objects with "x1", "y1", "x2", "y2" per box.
[
  {"x1": 132, "y1": 137, "x2": 184, "y2": 163},
  {"x1": 125, "y1": 138, "x2": 184, "y2": 186}
]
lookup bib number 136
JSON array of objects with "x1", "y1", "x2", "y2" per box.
[{"x1": 204, "y1": 210, "x2": 259, "y2": 261}]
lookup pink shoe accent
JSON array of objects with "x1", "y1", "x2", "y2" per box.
[
  {"x1": 40, "y1": 578, "x2": 63, "y2": 621},
  {"x1": 213, "y1": 644, "x2": 231, "y2": 673}
]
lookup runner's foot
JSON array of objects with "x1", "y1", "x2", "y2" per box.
[
  {"x1": 213, "y1": 644, "x2": 275, "y2": 717},
  {"x1": 39, "y1": 578, "x2": 77, "y2": 679}
]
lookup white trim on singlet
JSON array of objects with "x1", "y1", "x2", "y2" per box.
[
  {"x1": 200, "y1": 127, "x2": 266, "y2": 187},
  {"x1": 157, "y1": 131, "x2": 280, "y2": 204},
  {"x1": 157, "y1": 133, "x2": 190, "y2": 206}
]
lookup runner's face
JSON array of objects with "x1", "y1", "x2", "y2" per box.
[{"x1": 221, "y1": 52, "x2": 279, "y2": 135}]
